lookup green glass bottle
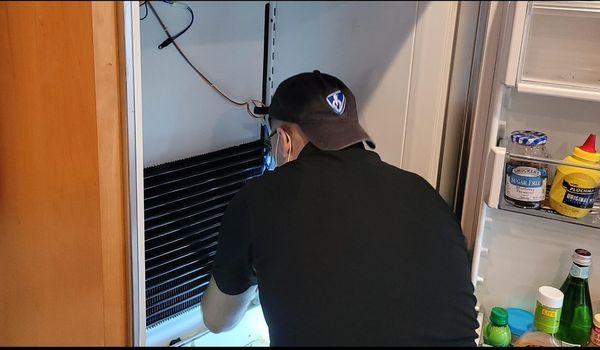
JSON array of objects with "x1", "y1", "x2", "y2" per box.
[{"x1": 557, "y1": 248, "x2": 593, "y2": 346}]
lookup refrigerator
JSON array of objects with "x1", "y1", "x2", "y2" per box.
[{"x1": 122, "y1": 1, "x2": 600, "y2": 346}]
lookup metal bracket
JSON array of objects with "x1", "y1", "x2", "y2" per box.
[{"x1": 265, "y1": 1, "x2": 277, "y2": 106}]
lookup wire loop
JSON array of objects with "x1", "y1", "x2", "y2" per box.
[{"x1": 144, "y1": 1, "x2": 267, "y2": 120}]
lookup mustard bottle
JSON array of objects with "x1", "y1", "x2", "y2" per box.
[{"x1": 549, "y1": 134, "x2": 600, "y2": 219}]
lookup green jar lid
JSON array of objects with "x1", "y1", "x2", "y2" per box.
[{"x1": 490, "y1": 307, "x2": 509, "y2": 326}]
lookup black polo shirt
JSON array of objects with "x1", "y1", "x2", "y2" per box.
[{"x1": 211, "y1": 143, "x2": 478, "y2": 346}]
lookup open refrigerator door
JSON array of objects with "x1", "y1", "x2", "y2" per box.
[{"x1": 464, "y1": 1, "x2": 600, "y2": 346}]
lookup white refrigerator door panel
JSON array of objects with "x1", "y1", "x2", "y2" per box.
[{"x1": 467, "y1": 1, "x2": 600, "y2": 324}]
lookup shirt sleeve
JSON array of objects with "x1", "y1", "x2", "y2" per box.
[{"x1": 211, "y1": 190, "x2": 257, "y2": 295}]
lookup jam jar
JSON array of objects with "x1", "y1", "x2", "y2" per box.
[{"x1": 504, "y1": 130, "x2": 550, "y2": 209}]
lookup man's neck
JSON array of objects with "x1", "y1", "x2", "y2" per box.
[{"x1": 291, "y1": 140, "x2": 309, "y2": 161}]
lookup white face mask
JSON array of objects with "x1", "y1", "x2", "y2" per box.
[{"x1": 267, "y1": 130, "x2": 292, "y2": 170}]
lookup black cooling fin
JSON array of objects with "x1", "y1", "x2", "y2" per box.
[{"x1": 143, "y1": 140, "x2": 265, "y2": 328}]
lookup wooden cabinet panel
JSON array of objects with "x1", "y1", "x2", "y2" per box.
[{"x1": 0, "y1": 1, "x2": 130, "y2": 345}]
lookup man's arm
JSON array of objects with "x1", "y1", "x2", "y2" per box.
[
  {"x1": 201, "y1": 277, "x2": 257, "y2": 333},
  {"x1": 201, "y1": 189, "x2": 258, "y2": 334}
]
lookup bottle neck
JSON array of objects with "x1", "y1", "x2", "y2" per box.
[
  {"x1": 569, "y1": 262, "x2": 590, "y2": 280},
  {"x1": 490, "y1": 321, "x2": 507, "y2": 327}
]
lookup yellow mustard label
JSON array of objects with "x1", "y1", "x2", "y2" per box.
[{"x1": 550, "y1": 164, "x2": 600, "y2": 219}]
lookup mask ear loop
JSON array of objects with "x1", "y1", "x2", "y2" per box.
[
  {"x1": 274, "y1": 132, "x2": 281, "y2": 166},
  {"x1": 274, "y1": 129, "x2": 292, "y2": 166},
  {"x1": 286, "y1": 131, "x2": 292, "y2": 163}
]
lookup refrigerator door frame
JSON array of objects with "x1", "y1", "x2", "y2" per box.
[
  {"x1": 122, "y1": 1, "x2": 147, "y2": 346},
  {"x1": 460, "y1": 1, "x2": 511, "y2": 251}
]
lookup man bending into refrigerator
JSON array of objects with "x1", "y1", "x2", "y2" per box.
[{"x1": 201, "y1": 71, "x2": 478, "y2": 346}]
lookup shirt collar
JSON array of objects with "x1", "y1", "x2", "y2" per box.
[
  {"x1": 297, "y1": 143, "x2": 321, "y2": 159},
  {"x1": 297, "y1": 142, "x2": 371, "y2": 160}
]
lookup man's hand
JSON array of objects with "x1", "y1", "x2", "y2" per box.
[{"x1": 201, "y1": 277, "x2": 258, "y2": 333}]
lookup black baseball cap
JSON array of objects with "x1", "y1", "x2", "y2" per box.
[{"x1": 268, "y1": 70, "x2": 375, "y2": 151}]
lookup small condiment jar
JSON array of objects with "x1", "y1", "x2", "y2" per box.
[
  {"x1": 590, "y1": 314, "x2": 600, "y2": 346},
  {"x1": 504, "y1": 130, "x2": 550, "y2": 209},
  {"x1": 534, "y1": 286, "x2": 564, "y2": 335}
]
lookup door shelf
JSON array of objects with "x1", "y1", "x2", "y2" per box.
[
  {"x1": 493, "y1": 151, "x2": 600, "y2": 229},
  {"x1": 512, "y1": 1, "x2": 600, "y2": 102},
  {"x1": 498, "y1": 193, "x2": 600, "y2": 229}
]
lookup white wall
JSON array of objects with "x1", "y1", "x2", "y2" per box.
[
  {"x1": 270, "y1": 1, "x2": 417, "y2": 171},
  {"x1": 140, "y1": 1, "x2": 265, "y2": 167},
  {"x1": 270, "y1": 1, "x2": 458, "y2": 186},
  {"x1": 141, "y1": 1, "x2": 461, "y2": 187},
  {"x1": 402, "y1": 1, "x2": 459, "y2": 187}
]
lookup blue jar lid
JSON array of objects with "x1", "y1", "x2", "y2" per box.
[
  {"x1": 506, "y1": 308, "x2": 534, "y2": 337},
  {"x1": 510, "y1": 130, "x2": 548, "y2": 146}
]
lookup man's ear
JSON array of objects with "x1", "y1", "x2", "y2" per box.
[
  {"x1": 276, "y1": 127, "x2": 291, "y2": 152},
  {"x1": 277, "y1": 127, "x2": 292, "y2": 163}
]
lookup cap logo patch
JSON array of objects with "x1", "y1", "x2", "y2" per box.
[{"x1": 326, "y1": 90, "x2": 346, "y2": 115}]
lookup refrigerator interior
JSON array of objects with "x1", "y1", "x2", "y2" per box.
[
  {"x1": 471, "y1": 1, "x2": 600, "y2": 343},
  {"x1": 139, "y1": 1, "x2": 265, "y2": 168},
  {"x1": 129, "y1": 0, "x2": 461, "y2": 346}
]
